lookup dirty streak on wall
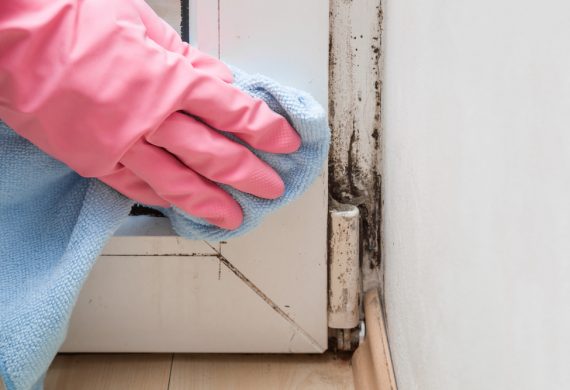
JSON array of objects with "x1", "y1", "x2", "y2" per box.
[{"x1": 329, "y1": 0, "x2": 383, "y2": 289}]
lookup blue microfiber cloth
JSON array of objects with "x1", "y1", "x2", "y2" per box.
[
  {"x1": 162, "y1": 67, "x2": 330, "y2": 239},
  {"x1": 0, "y1": 67, "x2": 330, "y2": 390}
]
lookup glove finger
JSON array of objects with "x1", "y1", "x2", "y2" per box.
[
  {"x1": 98, "y1": 166, "x2": 170, "y2": 207},
  {"x1": 178, "y1": 71, "x2": 302, "y2": 154},
  {"x1": 132, "y1": 0, "x2": 233, "y2": 82},
  {"x1": 147, "y1": 112, "x2": 285, "y2": 199},
  {"x1": 121, "y1": 139, "x2": 244, "y2": 230}
]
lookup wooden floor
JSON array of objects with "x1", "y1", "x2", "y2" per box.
[{"x1": 41, "y1": 352, "x2": 354, "y2": 390}]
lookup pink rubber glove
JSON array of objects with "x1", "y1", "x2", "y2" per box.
[{"x1": 0, "y1": 0, "x2": 301, "y2": 230}]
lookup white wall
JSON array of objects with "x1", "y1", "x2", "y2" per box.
[{"x1": 382, "y1": 0, "x2": 570, "y2": 389}]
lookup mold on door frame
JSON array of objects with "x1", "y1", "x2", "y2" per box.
[{"x1": 329, "y1": 0, "x2": 383, "y2": 291}]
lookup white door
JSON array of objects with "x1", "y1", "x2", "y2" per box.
[{"x1": 61, "y1": 0, "x2": 329, "y2": 353}]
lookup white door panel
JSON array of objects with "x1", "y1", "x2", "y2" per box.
[
  {"x1": 62, "y1": 0, "x2": 329, "y2": 353},
  {"x1": 219, "y1": 0, "x2": 329, "y2": 106},
  {"x1": 62, "y1": 255, "x2": 320, "y2": 352}
]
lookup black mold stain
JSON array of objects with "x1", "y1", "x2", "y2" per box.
[{"x1": 329, "y1": 0, "x2": 384, "y2": 270}]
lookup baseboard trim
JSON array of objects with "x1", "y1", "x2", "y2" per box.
[{"x1": 352, "y1": 289, "x2": 397, "y2": 390}]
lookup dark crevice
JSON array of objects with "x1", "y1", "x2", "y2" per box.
[
  {"x1": 180, "y1": 0, "x2": 189, "y2": 43},
  {"x1": 129, "y1": 204, "x2": 166, "y2": 217}
]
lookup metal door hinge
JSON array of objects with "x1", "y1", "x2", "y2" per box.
[{"x1": 328, "y1": 202, "x2": 362, "y2": 351}]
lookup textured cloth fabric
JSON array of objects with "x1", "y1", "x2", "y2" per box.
[{"x1": 0, "y1": 68, "x2": 330, "y2": 390}]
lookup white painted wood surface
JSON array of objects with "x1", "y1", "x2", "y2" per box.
[{"x1": 61, "y1": 0, "x2": 329, "y2": 353}]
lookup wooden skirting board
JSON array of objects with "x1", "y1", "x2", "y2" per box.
[{"x1": 352, "y1": 289, "x2": 398, "y2": 390}]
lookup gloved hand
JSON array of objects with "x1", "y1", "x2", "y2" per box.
[{"x1": 0, "y1": 0, "x2": 301, "y2": 230}]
